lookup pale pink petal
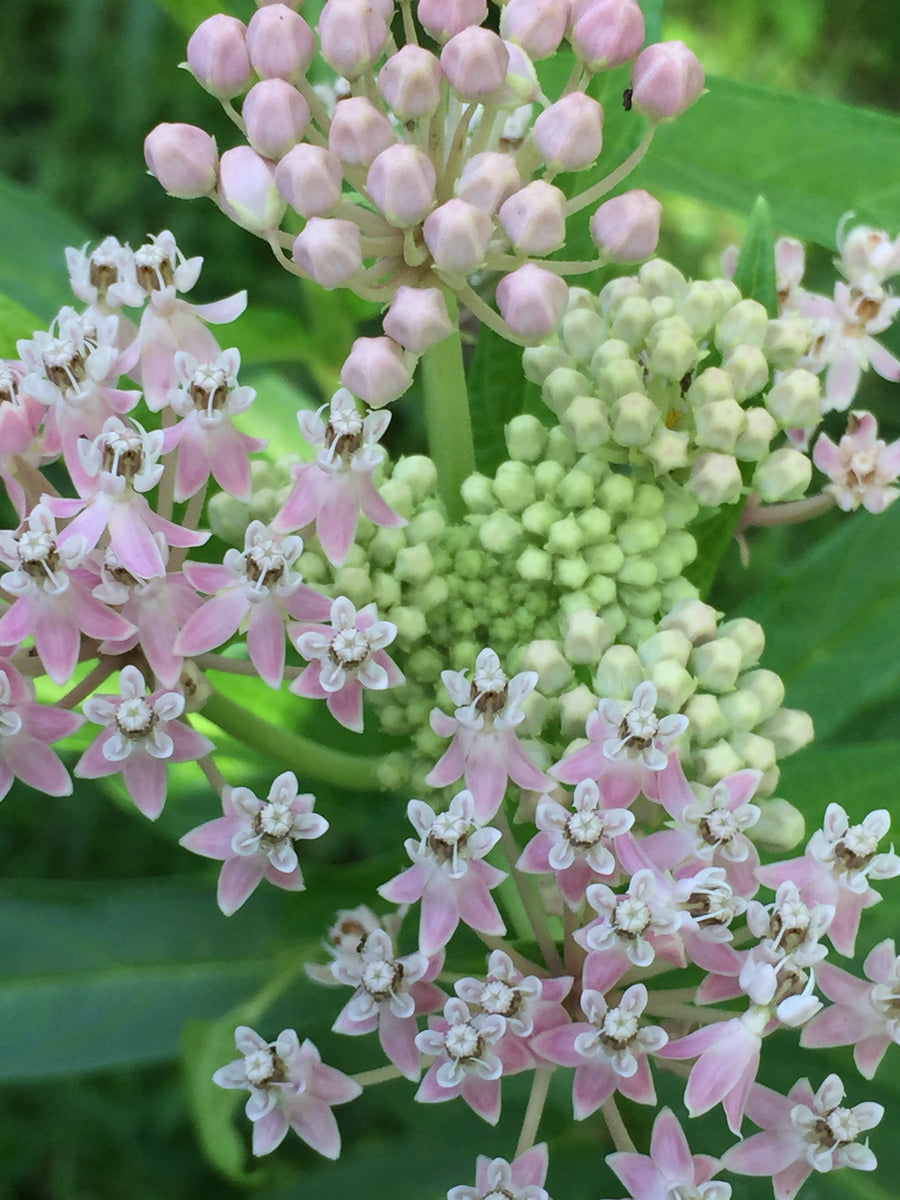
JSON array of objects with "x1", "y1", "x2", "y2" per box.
[
  {"x1": 425, "y1": 739, "x2": 466, "y2": 788},
  {"x1": 168, "y1": 721, "x2": 215, "y2": 762},
  {"x1": 122, "y1": 753, "x2": 169, "y2": 819},
  {"x1": 379, "y1": 1006, "x2": 421, "y2": 1080},
  {"x1": 419, "y1": 875, "x2": 461, "y2": 955},
  {"x1": 456, "y1": 875, "x2": 505, "y2": 938},
  {"x1": 218, "y1": 854, "x2": 267, "y2": 914},
  {"x1": 251, "y1": 1108, "x2": 289, "y2": 1156},
  {"x1": 3, "y1": 735, "x2": 72, "y2": 796},
  {"x1": 108, "y1": 503, "x2": 165, "y2": 577},
  {"x1": 34, "y1": 606, "x2": 80, "y2": 685},
  {"x1": 179, "y1": 816, "x2": 238, "y2": 860},
  {"x1": 327, "y1": 680, "x2": 364, "y2": 732},
  {"x1": 378, "y1": 862, "x2": 427, "y2": 905},
  {"x1": 286, "y1": 1097, "x2": 342, "y2": 1159},
  {"x1": 651, "y1": 1108, "x2": 693, "y2": 1180},
  {"x1": 573, "y1": 1061, "x2": 615, "y2": 1118},
  {"x1": 176, "y1": 590, "x2": 249, "y2": 655},
  {"x1": 317, "y1": 480, "x2": 361, "y2": 566},
  {"x1": 247, "y1": 599, "x2": 286, "y2": 688},
  {"x1": 460, "y1": 1076, "x2": 501, "y2": 1124},
  {"x1": 357, "y1": 475, "x2": 406, "y2": 528}
]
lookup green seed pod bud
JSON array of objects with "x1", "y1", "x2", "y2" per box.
[
  {"x1": 543, "y1": 366, "x2": 593, "y2": 418},
  {"x1": 618, "y1": 555, "x2": 658, "y2": 588},
  {"x1": 534, "y1": 458, "x2": 567, "y2": 496},
  {"x1": 678, "y1": 280, "x2": 729, "y2": 337},
  {"x1": 595, "y1": 643, "x2": 643, "y2": 698},
  {"x1": 576, "y1": 507, "x2": 613, "y2": 542},
  {"x1": 456, "y1": 547, "x2": 486, "y2": 578},
  {"x1": 297, "y1": 549, "x2": 328, "y2": 584},
  {"x1": 682, "y1": 692, "x2": 726, "y2": 743},
  {"x1": 688, "y1": 452, "x2": 743, "y2": 506},
  {"x1": 407, "y1": 647, "x2": 443, "y2": 682},
  {"x1": 752, "y1": 447, "x2": 812, "y2": 502},
  {"x1": 408, "y1": 508, "x2": 446, "y2": 546},
  {"x1": 557, "y1": 467, "x2": 597, "y2": 510},
  {"x1": 639, "y1": 258, "x2": 687, "y2": 299},
  {"x1": 731, "y1": 729, "x2": 776, "y2": 771},
  {"x1": 479, "y1": 510, "x2": 522, "y2": 554},
  {"x1": 661, "y1": 597, "x2": 721, "y2": 644},
  {"x1": 751, "y1": 798, "x2": 805, "y2": 852},
  {"x1": 523, "y1": 638, "x2": 573, "y2": 693},
  {"x1": 639, "y1": 628, "x2": 693, "y2": 668},
  {"x1": 523, "y1": 343, "x2": 573, "y2": 385},
  {"x1": 451, "y1": 639, "x2": 479, "y2": 670},
  {"x1": 649, "y1": 659, "x2": 696, "y2": 712},
  {"x1": 715, "y1": 298, "x2": 769, "y2": 353},
  {"x1": 598, "y1": 275, "x2": 643, "y2": 316},
  {"x1": 694, "y1": 739, "x2": 744, "y2": 783},
  {"x1": 522, "y1": 499, "x2": 560, "y2": 536},
  {"x1": 378, "y1": 478, "x2": 415, "y2": 518},
  {"x1": 619, "y1": 584, "x2": 662, "y2": 619},
  {"x1": 584, "y1": 540, "x2": 624, "y2": 574},
  {"x1": 560, "y1": 307, "x2": 609, "y2": 362},
  {"x1": 555, "y1": 556, "x2": 591, "y2": 590},
  {"x1": 694, "y1": 398, "x2": 748, "y2": 453},
  {"x1": 516, "y1": 545, "x2": 553, "y2": 581},
  {"x1": 739, "y1": 668, "x2": 785, "y2": 721},
  {"x1": 734, "y1": 407, "x2": 777, "y2": 461},
  {"x1": 391, "y1": 604, "x2": 428, "y2": 643},
  {"x1": 560, "y1": 683, "x2": 599, "y2": 736},
  {"x1": 764, "y1": 369, "x2": 822, "y2": 429},
  {"x1": 208, "y1": 491, "x2": 251, "y2": 545},
  {"x1": 560, "y1": 394, "x2": 611, "y2": 452},
  {"x1": 393, "y1": 454, "x2": 438, "y2": 502},
  {"x1": 616, "y1": 517, "x2": 662, "y2": 555},
  {"x1": 722, "y1": 344, "x2": 770, "y2": 401},
  {"x1": 643, "y1": 428, "x2": 690, "y2": 475},
  {"x1": 719, "y1": 688, "x2": 762, "y2": 731},
  {"x1": 547, "y1": 515, "x2": 585, "y2": 556},
  {"x1": 645, "y1": 316, "x2": 699, "y2": 380},
  {"x1": 395, "y1": 542, "x2": 435, "y2": 582},
  {"x1": 546, "y1": 425, "x2": 579, "y2": 467},
  {"x1": 333, "y1": 566, "x2": 373, "y2": 607},
  {"x1": 611, "y1": 392, "x2": 660, "y2": 447},
  {"x1": 763, "y1": 317, "x2": 814, "y2": 369},
  {"x1": 461, "y1": 472, "x2": 496, "y2": 514},
  {"x1": 506, "y1": 414, "x2": 549, "y2": 462},
  {"x1": 685, "y1": 366, "x2": 734, "y2": 410},
  {"x1": 757, "y1": 707, "x2": 814, "y2": 757},
  {"x1": 720, "y1": 617, "x2": 765, "y2": 668},
  {"x1": 610, "y1": 295, "x2": 655, "y2": 347},
  {"x1": 599, "y1": 602, "x2": 628, "y2": 634},
  {"x1": 418, "y1": 575, "x2": 449, "y2": 612},
  {"x1": 563, "y1": 610, "x2": 615, "y2": 663},
  {"x1": 691, "y1": 636, "x2": 743, "y2": 692},
  {"x1": 592, "y1": 358, "x2": 647, "y2": 405},
  {"x1": 493, "y1": 460, "x2": 537, "y2": 512},
  {"x1": 585, "y1": 573, "x2": 618, "y2": 608},
  {"x1": 596, "y1": 472, "x2": 635, "y2": 513}
]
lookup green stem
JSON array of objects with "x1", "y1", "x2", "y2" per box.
[
  {"x1": 601, "y1": 1097, "x2": 636, "y2": 1153},
  {"x1": 565, "y1": 124, "x2": 657, "y2": 217},
  {"x1": 200, "y1": 689, "x2": 389, "y2": 792},
  {"x1": 515, "y1": 1067, "x2": 553, "y2": 1157},
  {"x1": 495, "y1": 808, "x2": 565, "y2": 976},
  {"x1": 421, "y1": 296, "x2": 475, "y2": 522}
]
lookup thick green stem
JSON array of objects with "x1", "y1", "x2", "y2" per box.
[
  {"x1": 515, "y1": 1067, "x2": 553, "y2": 1157},
  {"x1": 421, "y1": 299, "x2": 475, "y2": 522},
  {"x1": 200, "y1": 689, "x2": 388, "y2": 792}
]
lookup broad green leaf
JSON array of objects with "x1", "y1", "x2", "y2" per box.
[
  {"x1": 683, "y1": 503, "x2": 745, "y2": 598},
  {"x1": 467, "y1": 323, "x2": 542, "y2": 475},
  {"x1": 732, "y1": 195, "x2": 778, "y2": 316},
  {"x1": 151, "y1": 0, "x2": 222, "y2": 34},
  {"x1": 640, "y1": 0, "x2": 664, "y2": 44},
  {"x1": 0, "y1": 293, "x2": 43, "y2": 357},
  {"x1": 636, "y1": 77, "x2": 900, "y2": 246}
]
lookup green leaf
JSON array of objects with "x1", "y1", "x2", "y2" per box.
[
  {"x1": 151, "y1": 0, "x2": 222, "y2": 35},
  {"x1": 683, "y1": 503, "x2": 745, "y2": 598},
  {"x1": 636, "y1": 77, "x2": 900, "y2": 245},
  {"x1": 0, "y1": 293, "x2": 43, "y2": 357},
  {"x1": 467, "y1": 323, "x2": 541, "y2": 475},
  {"x1": 732, "y1": 195, "x2": 778, "y2": 316},
  {"x1": 639, "y1": 0, "x2": 664, "y2": 44}
]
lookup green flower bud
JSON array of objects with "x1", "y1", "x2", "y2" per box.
[
  {"x1": 689, "y1": 452, "x2": 743, "y2": 506},
  {"x1": 555, "y1": 556, "x2": 591, "y2": 590},
  {"x1": 643, "y1": 427, "x2": 690, "y2": 474},
  {"x1": 739, "y1": 668, "x2": 785, "y2": 721},
  {"x1": 560, "y1": 592, "x2": 594, "y2": 617},
  {"x1": 523, "y1": 638, "x2": 573, "y2": 692},
  {"x1": 682, "y1": 693, "x2": 726, "y2": 743},
  {"x1": 208, "y1": 491, "x2": 251, "y2": 545},
  {"x1": 516, "y1": 545, "x2": 553, "y2": 582},
  {"x1": 648, "y1": 295, "x2": 677, "y2": 323},
  {"x1": 333, "y1": 566, "x2": 372, "y2": 606},
  {"x1": 567, "y1": 287, "x2": 599, "y2": 311},
  {"x1": 585, "y1": 573, "x2": 618, "y2": 608},
  {"x1": 367, "y1": 527, "x2": 406, "y2": 567},
  {"x1": 619, "y1": 584, "x2": 662, "y2": 618},
  {"x1": 583, "y1": 541, "x2": 623, "y2": 575},
  {"x1": 407, "y1": 647, "x2": 443, "y2": 682},
  {"x1": 479, "y1": 510, "x2": 522, "y2": 554},
  {"x1": 451, "y1": 639, "x2": 479, "y2": 670},
  {"x1": 722, "y1": 344, "x2": 770, "y2": 401},
  {"x1": 752, "y1": 447, "x2": 812, "y2": 502},
  {"x1": 395, "y1": 543, "x2": 435, "y2": 582},
  {"x1": 577, "y1": 507, "x2": 613, "y2": 542},
  {"x1": 461, "y1": 472, "x2": 495, "y2": 514},
  {"x1": 764, "y1": 369, "x2": 822, "y2": 428},
  {"x1": 375, "y1": 752, "x2": 410, "y2": 791},
  {"x1": 695, "y1": 739, "x2": 744, "y2": 783},
  {"x1": 563, "y1": 610, "x2": 615, "y2": 663},
  {"x1": 546, "y1": 425, "x2": 579, "y2": 467},
  {"x1": 678, "y1": 280, "x2": 729, "y2": 337},
  {"x1": 414, "y1": 725, "x2": 446, "y2": 761},
  {"x1": 649, "y1": 659, "x2": 696, "y2": 712},
  {"x1": 523, "y1": 343, "x2": 573, "y2": 385},
  {"x1": 456, "y1": 547, "x2": 486, "y2": 578},
  {"x1": 419, "y1": 575, "x2": 449, "y2": 612},
  {"x1": 635, "y1": 484, "x2": 666, "y2": 517},
  {"x1": 598, "y1": 276, "x2": 643, "y2": 315},
  {"x1": 639, "y1": 258, "x2": 687, "y2": 299},
  {"x1": 763, "y1": 317, "x2": 814, "y2": 369},
  {"x1": 720, "y1": 617, "x2": 765, "y2": 668},
  {"x1": 661, "y1": 577, "x2": 700, "y2": 608},
  {"x1": 616, "y1": 517, "x2": 663, "y2": 555},
  {"x1": 493, "y1": 460, "x2": 537, "y2": 512},
  {"x1": 592, "y1": 358, "x2": 647, "y2": 404},
  {"x1": 691, "y1": 636, "x2": 743, "y2": 692},
  {"x1": 639, "y1": 628, "x2": 693, "y2": 667},
  {"x1": 661, "y1": 597, "x2": 721, "y2": 644},
  {"x1": 734, "y1": 407, "x2": 777, "y2": 461},
  {"x1": 378, "y1": 478, "x2": 415, "y2": 518},
  {"x1": 249, "y1": 487, "x2": 283, "y2": 528},
  {"x1": 560, "y1": 307, "x2": 609, "y2": 362},
  {"x1": 718, "y1": 688, "x2": 762, "y2": 731},
  {"x1": 694, "y1": 398, "x2": 748, "y2": 453},
  {"x1": 731, "y1": 729, "x2": 776, "y2": 771},
  {"x1": 711, "y1": 278, "x2": 742, "y2": 309},
  {"x1": 560, "y1": 683, "x2": 599, "y2": 736},
  {"x1": 751, "y1": 798, "x2": 805, "y2": 852},
  {"x1": 618, "y1": 556, "x2": 657, "y2": 588},
  {"x1": 519, "y1": 692, "x2": 551, "y2": 737},
  {"x1": 297, "y1": 549, "x2": 328, "y2": 583},
  {"x1": 393, "y1": 455, "x2": 438, "y2": 501},
  {"x1": 377, "y1": 703, "x2": 408, "y2": 736},
  {"x1": 391, "y1": 605, "x2": 428, "y2": 643},
  {"x1": 595, "y1": 643, "x2": 643, "y2": 698},
  {"x1": 757, "y1": 707, "x2": 814, "y2": 757},
  {"x1": 547, "y1": 515, "x2": 585, "y2": 556},
  {"x1": 534, "y1": 459, "x2": 567, "y2": 496},
  {"x1": 715, "y1": 298, "x2": 769, "y2": 353},
  {"x1": 543, "y1": 366, "x2": 592, "y2": 417},
  {"x1": 611, "y1": 392, "x2": 660, "y2": 447},
  {"x1": 624, "y1": 616, "x2": 657, "y2": 646},
  {"x1": 685, "y1": 366, "x2": 735, "y2": 410},
  {"x1": 610, "y1": 295, "x2": 655, "y2": 347},
  {"x1": 598, "y1": 602, "x2": 627, "y2": 634},
  {"x1": 373, "y1": 573, "x2": 402, "y2": 611},
  {"x1": 589, "y1": 337, "x2": 633, "y2": 370},
  {"x1": 506, "y1": 414, "x2": 549, "y2": 462},
  {"x1": 653, "y1": 538, "x2": 687, "y2": 581},
  {"x1": 663, "y1": 492, "x2": 700, "y2": 527},
  {"x1": 645, "y1": 316, "x2": 699, "y2": 381},
  {"x1": 561, "y1": 394, "x2": 611, "y2": 452},
  {"x1": 522, "y1": 499, "x2": 560, "y2": 536},
  {"x1": 556, "y1": 467, "x2": 597, "y2": 510},
  {"x1": 408, "y1": 508, "x2": 446, "y2": 546}
]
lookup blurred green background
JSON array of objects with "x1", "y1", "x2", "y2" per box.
[{"x1": 2, "y1": 2, "x2": 900, "y2": 1199}]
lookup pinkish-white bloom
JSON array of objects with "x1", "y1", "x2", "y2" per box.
[
  {"x1": 447, "y1": 1144, "x2": 551, "y2": 1200},
  {"x1": 805, "y1": 275, "x2": 900, "y2": 410},
  {"x1": 0, "y1": 663, "x2": 83, "y2": 800},
  {"x1": 378, "y1": 790, "x2": 506, "y2": 956},
  {"x1": 65, "y1": 236, "x2": 144, "y2": 314},
  {"x1": 454, "y1": 949, "x2": 572, "y2": 1049},
  {"x1": 180, "y1": 771, "x2": 327, "y2": 914},
  {"x1": 575, "y1": 867, "x2": 683, "y2": 972},
  {"x1": 745, "y1": 880, "x2": 834, "y2": 969},
  {"x1": 722, "y1": 1074, "x2": 882, "y2": 1200},
  {"x1": 0, "y1": 360, "x2": 48, "y2": 517},
  {"x1": 813, "y1": 410, "x2": 900, "y2": 513},
  {"x1": 837, "y1": 214, "x2": 900, "y2": 285},
  {"x1": 607, "y1": 1107, "x2": 730, "y2": 1200},
  {"x1": 76, "y1": 664, "x2": 213, "y2": 819},
  {"x1": 290, "y1": 596, "x2": 403, "y2": 731},
  {"x1": 427, "y1": 647, "x2": 550, "y2": 822},
  {"x1": 272, "y1": 388, "x2": 406, "y2": 567},
  {"x1": 213, "y1": 1025, "x2": 361, "y2": 1158}
]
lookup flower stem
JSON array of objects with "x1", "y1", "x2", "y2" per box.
[
  {"x1": 200, "y1": 688, "x2": 389, "y2": 792},
  {"x1": 566, "y1": 124, "x2": 657, "y2": 217},
  {"x1": 421, "y1": 296, "x2": 475, "y2": 522},
  {"x1": 515, "y1": 1067, "x2": 553, "y2": 1157},
  {"x1": 601, "y1": 1097, "x2": 636, "y2": 1153},
  {"x1": 495, "y1": 808, "x2": 565, "y2": 976},
  {"x1": 351, "y1": 1064, "x2": 405, "y2": 1087}
]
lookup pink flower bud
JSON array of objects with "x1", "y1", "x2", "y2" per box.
[
  {"x1": 455, "y1": 152, "x2": 521, "y2": 214},
  {"x1": 419, "y1": 0, "x2": 488, "y2": 42},
  {"x1": 533, "y1": 92, "x2": 604, "y2": 171},
  {"x1": 242, "y1": 79, "x2": 310, "y2": 159},
  {"x1": 423, "y1": 199, "x2": 494, "y2": 274},
  {"x1": 496, "y1": 264, "x2": 568, "y2": 342},
  {"x1": 366, "y1": 145, "x2": 437, "y2": 228},
  {"x1": 187, "y1": 14, "x2": 252, "y2": 99},
  {"x1": 246, "y1": 4, "x2": 315, "y2": 80},
  {"x1": 377, "y1": 46, "x2": 443, "y2": 120},
  {"x1": 499, "y1": 181, "x2": 566, "y2": 255},
  {"x1": 341, "y1": 336, "x2": 413, "y2": 407},
  {"x1": 318, "y1": 0, "x2": 389, "y2": 79},
  {"x1": 275, "y1": 144, "x2": 343, "y2": 216},
  {"x1": 383, "y1": 287, "x2": 453, "y2": 353},
  {"x1": 144, "y1": 123, "x2": 218, "y2": 199},
  {"x1": 218, "y1": 146, "x2": 287, "y2": 233},
  {"x1": 329, "y1": 97, "x2": 395, "y2": 165},
  {"x1": 500, "y1": 0, "x2": 569, "y2": 61},
  {"x1": 440, "y1": 28, "x2": 510, "y2": 101},
  {"x1": 631, "y1": 40, "x2": 705, "y2": 121},
  {"x1": 573, "y1": 0, "x2": 645, "y2": 71},
  {"x1": 590, "y1": 189, "x2": 662, "y2": 262},
  {"x1": 292, "y1": 218, "x2": 362, "y2": 288},
  {"x1": 496, "y1": 40, "x2": 542, "y2": 107}
]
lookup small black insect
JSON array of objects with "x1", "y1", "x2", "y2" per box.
[{"x1": 623, "y1": 87, "x2": 634, "y2": 112}]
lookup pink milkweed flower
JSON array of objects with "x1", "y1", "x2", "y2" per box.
[
  {"x1": 721, "y1": 1074, "x2": 883, "y2": 1200},
  {"x1": 608, "y1": 1108, "x2": 730, "y2": 1200},
  {"x1": 177, "y1": 521, "x2": 330, "y2": 689},
  {"x1": 813, "y1": 410, "x2": 900, "y2": 513},
  {"x1": 448, "y1": 1143, "x2": 551, "y2": 1200},
  {"x1": 213, "y1": 1025, "x2": 361, "y2": 1158},
  {"x1": 65, "y1": 236, "x2": 145, "y2": 315},
  {"x1": 756, "y1": 803, "x2": 900, "y2": 957},
  {"x1": 76, "y1": 664, "x2": 214, "y2": 819},
  {"x1": 806, "y1": 274, "x2": 900, "y2": 410},
  {"x1": 801, "y1": 938, "x2": 900, "y2": 1078},
  {"x1": 517, "y1": 778, "x2": 634, "y2": 909},
  {"x1": 330, "y1": 927, "x2": 446, "y2": 1080},
  {"x1": 0, "y1": 361, "x2": 53, "y2": 517},
  {"x1": 272, "y1": 388, "x2": 406, "y2": 567},
  {"x1": 530, "y1": 983, "x2": 667, "y2": 1120},
  {"x1": 378, "y1": 790, "x2": 506, "y2": 956},
  {"x1": 289, "y1": 595, "x2": 403, "y2": 731},
  {"x1": 575, "y1": 867, "x2": 683, "y2": 973},
  {"x1": 163, "y1": 347, "x2": 264, "y2": 502},
  {"x1": 0, "y1": 502, "x2": 136, "y2": 685},
  {"x1": 180, "y1": 771, "x2": 328, "y2": 914},
  {"x1": 454, "y1": 949, "x2": 572, "y2": 1053},
  {"x1": 0, "y1": 662, "x2": 83, "y2": 800},
  {"x1": 427, "y1": 647, "x2": 551, "y2": 822},
  {"x1": 552, "y1": 680, "x2": 689, "y2": 808},
  {"x1": 836, "y1": 213, "x2": 900, "y2": 285}
]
